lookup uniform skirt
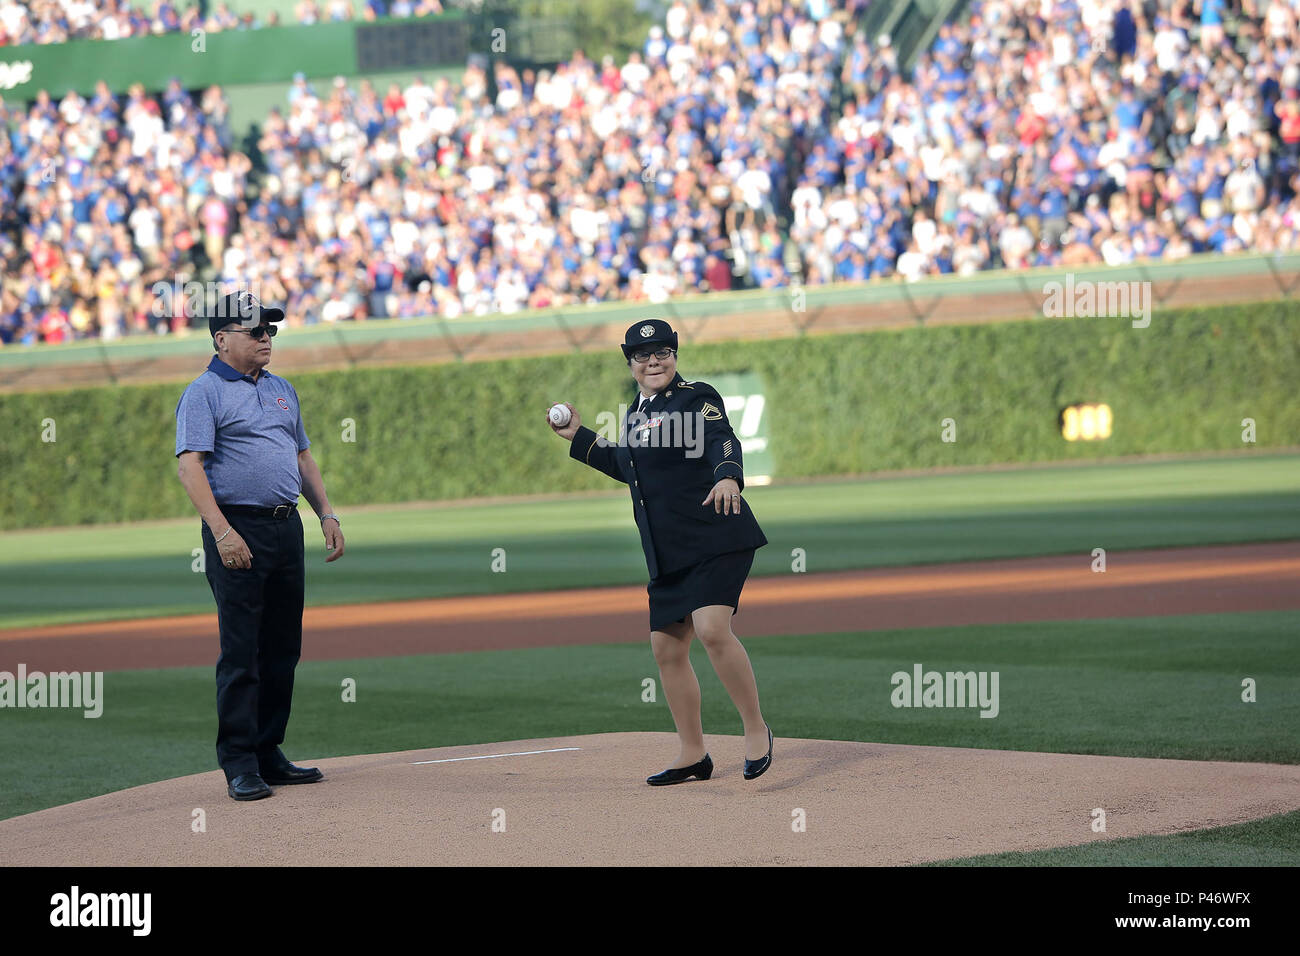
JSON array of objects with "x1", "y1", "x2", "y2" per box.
[{"x1": 647, "y1": 548, "x2": 756, "y2": 631}]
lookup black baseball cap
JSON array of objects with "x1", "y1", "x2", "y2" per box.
[
  {"x1": 621, "y1": 318, "x2": 678, "y2": 359},
  {"x1": 208, "y1": 291, "x2": 286, "y2": 337}
]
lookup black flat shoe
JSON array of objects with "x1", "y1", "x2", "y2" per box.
[
  {"x1": 227, "y1": 772, "x2": 272, "y2": 801},
  {"x1": 260, "y1": 757, "x2": 323, "y2": 786},
  {"x1": 646, "y1": 753, "x2": 713, "y2": 786},
  {"x1": 743, "y1": 725, "x2": 773, "y2": 780}
]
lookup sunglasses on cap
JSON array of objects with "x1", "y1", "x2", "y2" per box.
[{"x1": 222, "y1": 324, "x2": 278, "y2": 340}]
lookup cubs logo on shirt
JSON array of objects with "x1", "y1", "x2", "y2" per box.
[{"x1": 277, "y1": 397, "x2": 291, "y2": 411}]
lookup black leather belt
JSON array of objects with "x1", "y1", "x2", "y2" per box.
[{"x1": 221, "y1": 504, "x2": 298, "y2": 519}]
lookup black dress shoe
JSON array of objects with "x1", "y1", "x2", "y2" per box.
[
  {"x1": 646, "y1": 753, "x2": 713, "y2": 786},
  {"x1": 743, "y1": 725, "x2": 773, "y2": 780},
  {"x1": 259, "y1": 756, "x2": 323, "y2": 785},
  {"x1": 227, "y1": 772, "x2": 272, "y2": 801}
]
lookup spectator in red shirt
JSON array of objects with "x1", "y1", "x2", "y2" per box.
[
  {"x1": 1276, "y1": 88, "x2": 1300, "y2": 160},
  {"x1": 32, "y1": 241, "x2": 60, "y2": 278},
  {"x1": 382, "y1": 82, "x2": 405, "y2": 116},
  {"x1": 704, "y1": 254, "x2": 732, "y2": 292},
  {"x1": 40, "y1": 306, "x2": 70, "y2": 344},
  {"x1": 1015, "y1": 109, "x2": 1046, "y2": 147},
  {"x1": 600, "y1": 55, "x2": 622, "y2": 94}
]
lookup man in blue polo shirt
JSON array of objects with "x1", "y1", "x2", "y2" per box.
[{"x1": 175, "y1": 291, "x2": 346, "y2": 801}]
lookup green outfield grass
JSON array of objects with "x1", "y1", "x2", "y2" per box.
[
  {"x1": 2, "y1": 609, "x2": 1296, "y2": 867},
  {"x1": 3, "y1": 454, "x2": 1297, "y2": 629},
  {"x1": 924, "y1": 810, "x2": 1300, "y2": 866}
]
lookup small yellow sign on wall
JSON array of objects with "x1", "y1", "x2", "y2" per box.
[{"x1": 1061, "y1": 403, "x2": 1113, "y2": 442}]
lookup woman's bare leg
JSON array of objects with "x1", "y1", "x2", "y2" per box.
[
  {"x1": 690, "y1": 604, "x2": 769, "y2": 760},
  {"x1": 650, "y1": 619, "x2": 707, "y2": 767}
]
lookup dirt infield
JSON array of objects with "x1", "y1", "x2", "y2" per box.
[
  {"x1": 3, "y1": 733, "x2": 1299, "y2": 866},
  {"x1": 2, "y1": 542, "x2": 1297, "y2": 672},
  {"x1": 5, "y1": 541, "x2": 1296, "y2": 865}
]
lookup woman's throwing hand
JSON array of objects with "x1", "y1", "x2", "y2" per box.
[{"x1": 546, "y1": 402, "x2": 581, "y2": 441}]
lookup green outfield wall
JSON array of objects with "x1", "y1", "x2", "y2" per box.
[
  {"x1": 4, "y1": 252, "x2": 1299, "y2": 390},
  {"x1": 1, "y1": 304, "x2": 1294, "y2": 531},
  {"x1": 0, "y1": 12, "x2": 469, "y2": 100}
]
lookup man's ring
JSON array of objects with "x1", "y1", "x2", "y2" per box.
[{"x1": 730, "y1": 494, "x2": 739, "y2": 498}]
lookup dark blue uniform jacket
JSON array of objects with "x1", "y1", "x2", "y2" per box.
[{"x1": 569, "y1": 373, "x2": 768, "y2": 578}]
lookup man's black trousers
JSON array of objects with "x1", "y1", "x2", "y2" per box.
[{"x1": 201, "y1": 508, "x2": 305, "y2": 781}]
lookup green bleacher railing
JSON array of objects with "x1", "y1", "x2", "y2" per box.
[{"x1": 3, "y1": 251, "x2": 1297, "y2": 373}]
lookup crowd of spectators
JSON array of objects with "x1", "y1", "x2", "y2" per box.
[
  {"x1": 5, "y1": 0, "x2": 1300, "y2": 345},
  {"x1": 0, "y1": 0, "x2": 444, "y2": 48},
  {"x1": 791, "y1": 0, "x2": 1300, "y2": 283}
]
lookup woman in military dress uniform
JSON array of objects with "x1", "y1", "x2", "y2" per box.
[{"x1": 548, "y1": 319, "x2": 773, "y2": 784}]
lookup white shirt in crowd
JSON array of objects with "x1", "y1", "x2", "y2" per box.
[
  {"x1": 129, "y1": 110, "x2": 164, "y2": 158},
  {"x1": 666, "y1": 1, "x2": 689, "y2": 40},
  {"x1": 1226, "y1": 166, "x2": 1263, "y2": 212},
  {"x1": 223, "y1": 241, "x2": 246, "y2": 276},
  {"x1": 0, "y1": 1, "x2": 28, "y2": 36},
  {"x1": 1153, "y1": 25, "x2": 1188, "y2": 73},
  {"x1": 621, "y1": 57, "x2": 650, "y2": 93},
  {"x1": 737, "y1": 166, "x2": 771, "y2": 210},
  {"x1": 65, "y1": 0, "x2": 97, "y2": 30},
  {"x1": 403, "y1": 80, "x2": 435, "y2": 120},
  {"x1": 897, "y1": 247, "x2": 928, "y2": 281},
  {"x1": 129, "y1": 206, "x2": 160, "y2": 249},
  {"x1": 912, "y1": 215, "x2": 937, "y2": 254}
]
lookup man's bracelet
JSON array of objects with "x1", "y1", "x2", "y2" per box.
[
  {"x1": 321, "y1": 513, "x2": 341, "y2": 525},
  {"x1": 214, "y1": 526, "x2": 233, "y2": 544}
]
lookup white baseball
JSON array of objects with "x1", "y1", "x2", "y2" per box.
[{"x1": 548, "y1": 403, "x2": 572, "y2": 427}]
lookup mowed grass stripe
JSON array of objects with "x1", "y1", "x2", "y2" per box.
[
  {"x1": 3, "y1": 455, "x2": 1298, "y2": 629},
  {"x1": 6, "y1": 454, "x2": 1298, "y2": 561},
  {"x1": 0, "y1": 611, "x2": 1294, "y2": 823},
  {"x1": 926, "y1": 809, "x2": 1300, "y2": 866}
]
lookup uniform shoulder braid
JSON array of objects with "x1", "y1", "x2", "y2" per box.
[
  {"x1": 671, "y1": 376, "x2": 725, "y2": 399},
  {"x1": 678, "y1": 379, "x2": 726, "y2": 421},
  {"x1": 656, "y1": 374, "x2": 705, "y2": 401}
]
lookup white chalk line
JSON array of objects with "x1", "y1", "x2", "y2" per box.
[{"x1": 413, "y1": 747, "x2": 582, "y2": 765}]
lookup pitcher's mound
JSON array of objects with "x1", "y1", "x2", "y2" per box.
[{"x1": 4, "y1": 733, "x2": 1299, "y2": 866}]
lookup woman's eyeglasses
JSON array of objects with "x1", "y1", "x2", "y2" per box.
[
  {"x1": 631, "y1": 347, "x2": 675, "y2": 364},
  {"x1": 223, "y1": 325, "x2": 278, "y2": 340}
]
